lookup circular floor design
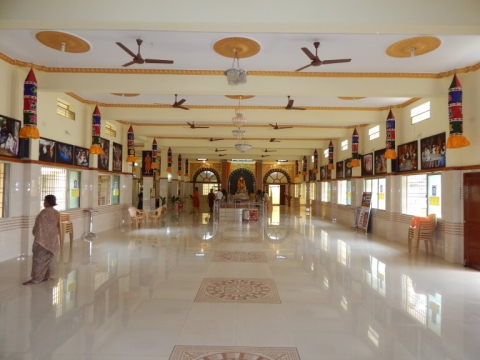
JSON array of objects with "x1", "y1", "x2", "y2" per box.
[{"x1": 206, "y1": 279, "x2": 271, "y2": 301}]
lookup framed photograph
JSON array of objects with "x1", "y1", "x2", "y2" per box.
[
  {"x1": 74, "y1": 146, "x2": 89, "y2": 167},
  {"x1": 344, "y1": 158, "x2": 353, "y2": 178},
  {"x1": 39, "y1": 138, "x2": 56, "y2": 163},
  {"x1": 112, "y1": 142, "x2": 122, "y2": 172},
  {"x1": 55, "y1": 141, "x2": 74, "y2": 165},
  {"x1": 0, "y1": 115, "x2": 21, "y2": 158},
  {"x1": 336, "y1": 161, "x2": 344, "y2": 179},
  {"x1": 397, "y1": 140, "x2": 418, "y2": 172},
  {"x1": 374, "y1": 149, "x2": 387, "y2": 174},
  {"x1": 320, "y1": 165, "x2": 328, "y2": 180},
  {"x1": 361, "y1": 153, "x2": 374, "y2": 176},
  {"x1": 142, "y1": 150, "x2": 153, "y2": 176},
  {"x1": 420, "y1": 132, "x2": 446, "y2": 169},
  {"x1": 98, "y1": 138, "x2": 110, "y2": 171}
]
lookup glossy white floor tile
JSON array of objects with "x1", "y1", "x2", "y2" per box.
[{"x1": 0, "y1": 207, "x2": 479, "y2": 360}]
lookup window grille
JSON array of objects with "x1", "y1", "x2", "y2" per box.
[
  {"x1": 266, "y1": 171, "x2": 288, "y2": 183},
  {"x1": 195, "y1": 170, "x2": 217, "y2": 184},
  {"x1": 201, "y1": 184, "x2": 218, "y2": 195},
  {"x1": 364, "y1": 178, "x2": 386, "y2": 210},
  {"x1": 321, "y1": 182, "x2": 331, "y2": 202},
  {"x1": 341, "y1": 140, "x2": 348, "y2": 151},
  {"x1": 324, "y1": 149, "x2": 329, "y2": 158},
  {"x1": 105, "y1": 123, "x2": 117, "y2": 137},
  {"x1": 411, "y1": 101, "x2": 430, "y2": 124},
  {"x1": 98, "y1": 175, "x2": 112, "y2": 206},
  {"x1": 56, "y1": 100, "x2": 75, "y2": 120},
  {"x1": 369, "y1": 125, "x2": 380, "y2": 140},
  {"x1": 402, "y1": 174, "x2": 427, "y2": 216},
  {"x1": 40, "y1": 166, "x2": 67, "y2": 211}
]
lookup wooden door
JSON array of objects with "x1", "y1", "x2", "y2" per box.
[
  {"x1": 464, "y1": 173, "x2": 480, "y2": 270},
  {"x1": 280, "y1": 185, "x2": 286, "y2": 205}
]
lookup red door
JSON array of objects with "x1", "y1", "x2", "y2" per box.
[{"x1": 464, "y1": 173, "x2": 480, "y2": 270}]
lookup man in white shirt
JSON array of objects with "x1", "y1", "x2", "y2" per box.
[{"x1": 215, "y1": 189, "x2": 223, "y2": 201}]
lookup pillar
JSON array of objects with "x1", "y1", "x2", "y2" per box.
[{"x1": 255, "y1": 160, "x2": 263, "y2": 191}]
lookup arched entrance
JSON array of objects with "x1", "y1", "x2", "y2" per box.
[
  {"x1": 263, "y1": 169, "x2": 291, "y2": 206},
  {"x1": 192, "y1": 167, "x2": 221, "y2": 194}
]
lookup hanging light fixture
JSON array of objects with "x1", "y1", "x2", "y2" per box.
[
  {"x1": 225, "y1": 49, "x2": 247, "y2": 85},
  {"x1": 235, "y1": 139, "x2": 251, "y2": 153},
  {"x1": 232, "y1": 127, "x2": 245, "y2": 139},
  {"x1": 231, "y1": 97, "x2": 247, "y2": 127}
]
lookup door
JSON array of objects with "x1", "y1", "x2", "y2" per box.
[
  {"x1": 280, "y1": 185, "x2": 286, "y2": 205},
  {"x1": 269, "y1": 184, "x2": 280, "y2": 205},
  {"x1": 464, "y1": 173, "x2": 480, "y2": 270}
]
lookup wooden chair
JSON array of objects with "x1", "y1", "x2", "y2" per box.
[
  {"x1": 148, "y1": 207, "x2": 164, "y2": 226},
  {"x1": 128, "y1": 206, "x2": 145, "y2": 228},
  {"x1": 59, "y1": 213, "x2": 74, "y2": 252}
]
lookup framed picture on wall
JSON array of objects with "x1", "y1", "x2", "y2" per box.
[
  {"x1": 0, "y1": 115, "x2": 21, "y2": 158},
  {"x1": 336, "y1": 161, "x2": 344, "y2": 179},
  {"x1": 361, "y1": 153, "x2": 374, "y2": 176},
  {"x1": 98, "y1": 138, "x2": 110, "y2": 171},
  {"x1": 397, "y1": 140, "x2": 418, "y2": 172},
  {"x1": 374, "y1": 149, "x2": 387, "y2": 174},
  {"x1": 39, "y1": 138, "x2": 56, "y2": 163},
  {"x1": 112, "y1": 142, "x2": 122, "y2": 172},
  {"x1": 344, "y1": 158, "x2": 353, "y2": 178},
  {"x1": 55, "y1": 141, "x2": 74, "y2": 165},
  {"x1": 420, "y1": 132, "x2": 446, "y2": 169},
  {"x1": 74, "y1": 146, "x2": 89, "y2": 167},
  {"x1": 142, "y1": 150, "x2": 153, "y2": 176}
]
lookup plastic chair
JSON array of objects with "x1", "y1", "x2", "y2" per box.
[
  {"x1": 418, "y1": 214, "x2": 437, "y2": 254},
  {"x1": 128, "y1": 206, "x2": 145, "y2": 228},
  {"x1": 59, "y1": 213, "x2": 74, "y2": 252},
  {"x1": 148, "y1": 207, "x2": 164, "y2": 226}
]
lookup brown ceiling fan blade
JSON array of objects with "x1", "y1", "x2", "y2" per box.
[
  {"x1": 277, "y1": 126, "x2": 293, "y2": 129},
  {"x1": 295, "y1": 64, "x2": 312, "y2": 72},
  {"x1": 194, "y1": 126, "x2": 209, "y2": 128},
  {"x1": 175, "y1": 99, "x2": 186, "y2": 106},
  {"x1": 286, "y1": 99, "x2": 294, "y2": 108},
  {"x1": 145, "y1": 59, "x2": 174, "y2": 64},
  {"x1": 301, "y1": 47, "x2": 317, "y2": 61},
  {"x1": 290, "y1": 107, "x2": 306, "y2": 110},
  {"x1": 122, "y1": 60, "x2": 136, "y2": 67},
  {"x1": 209, "y1": 138, "x2": 223, "y2": 141},
  {"x1": 116, "y1": 42, "x2": 136, "y2": 58},
  {"x1": 321, "y1": 59, "x2": 352, "y2": 65}
]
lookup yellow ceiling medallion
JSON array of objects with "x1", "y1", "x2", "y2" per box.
[
  {"x1": 338, "y1": 97, "x2": 366, "y2": 100},
  {"x1": 386, "y1": 36, "x2": 441, "y2": 58},
  {"x1": 35, "y1": 31, "x2": 91, "y2": 53},
  {"x1": 225, "y1": 95, "x2": 255, "y2": 100},
  {"x1": 111, "y1": 93, "x2": 140, "y2": 97},
  {"x1": 213, "y1": 37, "x2": 261, "y2": 58}
]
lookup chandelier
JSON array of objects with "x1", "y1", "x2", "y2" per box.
[
  {"x1": 232, "y1": 127, "x2": 245, "y2": 139},
  {"x1": 235, "y1": 139, "x2": 252, "y2": 152},
  {"x1": 225, "y1": 50, "x2": 247, "y2": 85},
  {"x1": 232, "y1": 108, "x2": 247, "y2": 127}
]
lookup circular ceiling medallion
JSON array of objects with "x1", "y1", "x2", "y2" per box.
[
  {"x1": 225, "y1": 95, "x2": 255, "y2": 100},
  {"x1": 35, "y1": 31, "x2": 91, "y2": 53},
  {"x1": 386, "y1": 36, "x2": 441, "y2": 58},
  {"x1": 213, "y1": 37, "x2": 261, "y2": 58},
  {"x1": 338, "y1": 97, "x2": 366, "y2": 100},
  {"x1": 111, "y1": 93, "x2": 140, "y2": 97}
]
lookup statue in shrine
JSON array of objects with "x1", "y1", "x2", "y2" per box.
[{"x1": 236, "y1": 176, "x2": 247, "y2": 194}]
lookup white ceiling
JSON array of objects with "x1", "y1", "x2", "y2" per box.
[{"x1": 1, "y1": 1, "x2": 480, "y2": 161}]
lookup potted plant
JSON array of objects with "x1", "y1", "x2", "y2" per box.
[
  {"x1": 171, "y1": 196, "x2": 182, "y2": 211},
  {"x1": 159, "y1": 196, "x2": 167, "y2": 209}
]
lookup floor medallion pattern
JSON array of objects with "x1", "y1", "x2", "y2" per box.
[
  {"x1": 169, "y1": 345, "x2": 300, "y2": 360},
  {"x1": 195, "y1": 278, "x2": 281, "y2": 303},
  {"x1": 220, "y1": 235, "x2": 261, "y2": 243},
  {"x1": 212, "y1": 251, "x2": 267, "y2": 263}
]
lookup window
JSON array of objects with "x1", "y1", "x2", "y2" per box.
[
  {"x1": 309, "y1": 182, "x2": 316, "y2": 200},
  {"x1": 324, "y1": 149, "x2": 328, "y2": 158},
  {"x1": 369, "y1": 125, "x2": 380, "y2": 140},
  {"x1": 40, "y1": 167, "x2": 67, "y2": 211},
  {"x1": 338, "y1": 180, "x2": 348, "y2": 205},
  {"x1": 0, "y1": 162, "x2": 9, "y2": 218},
  {"x1": 56, "y1": 99, "x2": 75, "y2": 120},
  {"x1": 411, "y1": 101, "x2": 430, "y2": 124},
  {"x1": 341, "y1": 140, "x2": 348, "y2": 151},
  {"x1": 364, "y1": 178, "x2": 386, "y2": 210},
  {"x1": 195, "y1": 170, "x2": 217, "y2": 183},
  {"x1": 201, "y1": 184, "x2": 218, "y2": 195},
  {"x1": 112, "y1": 175, "x2": 120, "y2": 204},
  {"x1": 105, "y1": 122, "x2": 117, "y2": 137},
  {"x1": 321, "y1": 182, "x2": 331, "y2": 202},
  {"x1": 402, "y1": 174, "x2": 441, "y2": 217},
  {"x1": 266, "y1": 171, "x2": 288, "y2": 183},
  {"x1": 98, "y1": 174, "x2": 112, "y2": 206}
]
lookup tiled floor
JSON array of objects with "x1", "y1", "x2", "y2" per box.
[{"x1": 0, "y1": 206, "x2": 480, "y2": 360}]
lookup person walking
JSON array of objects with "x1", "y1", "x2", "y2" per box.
[
  {"x1": 23, "y1": 195, "x2": 60, "y2": 285},
  {"x1": 215, "y1": 188, "x2": 224, "y2": 201},
  {"x1": 192, "y1": 187, "x2": 200, "y2": 213},
  {"x1": 207, "y1": 188, "x2": 215, "y2": 212},
  {"x1": 263, "y1": 191, "x2": 270, "y2": 210}
]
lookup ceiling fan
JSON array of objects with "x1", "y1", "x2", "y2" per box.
[
  {"x1": 285, "y1": 96, "x2": 305, "y2": 110},
  {"x1": 270, "y1": 138, "x2": 281, "y2": 142},
  {"x1": 218, "y1": 154, "x2": 227, "y2": 157},
  {"x1": 211, "y1": 148, "x2": 226, "y2": 152},
  {"x1": 208, "y1": 138, "x2": 224, "y2": 142},
  {"x1": 295, "y1": 41, "x2": 351, "y2": 72},
  {"x1": 187, "y1": 122, "x2": 209, "y2": 129},
  {"x1": 116, "y1": 39, "x2": 174, "y2": 67},
  {"x1": 262, "y1": 148, "x2": 277, "y2": 153},
  {"x1": 261, "y1": 155, "x2": 270, "y2": 158},
  {"x1": 270, "y1": 123, "x2": 293, "y2": 130}
]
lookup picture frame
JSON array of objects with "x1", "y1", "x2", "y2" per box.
[
  {"x1": 0, "y1": 115, "x2": 21, "y2": 158},
  {"x1": 361, "y1": 153, "x2": 374, "y2": 176},
  {"x1": 344, "y1": 158, "x2": 353, "y2": 178},
  {"x1": 74, "y1": 146, "x2": 90, "y2": 167},
  {"x1": 420, "y1": 132, "x2": 446, "y2": 169},
  {"x1": 39, "y1": 138, "x2": 56, "y2": 163},
  {"x1": 336, "y1": 161, "x2": 344, "y2": 179},
  {"x1": 55, "y1": 141, "x2": 74, "y2": 165},
  {"x1": 98, "y1": 138, "x2": 110, "y2": 171},
  {"x1": 142, "y1": 150, "x2": 153, "y2": 176},
  {"x1": 397, "y1": 140, "x2": 418, "y2": 172},
  {"x1": 373, "y1": 149, "x2": 387, "y2": 174},
  {"x1": 112, "y1": 142, "x2": 122, "y2": 172}
]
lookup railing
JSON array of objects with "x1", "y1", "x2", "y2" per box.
[{"x1": 214, "y1": 200, "x2": 266, "y2": 223}]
